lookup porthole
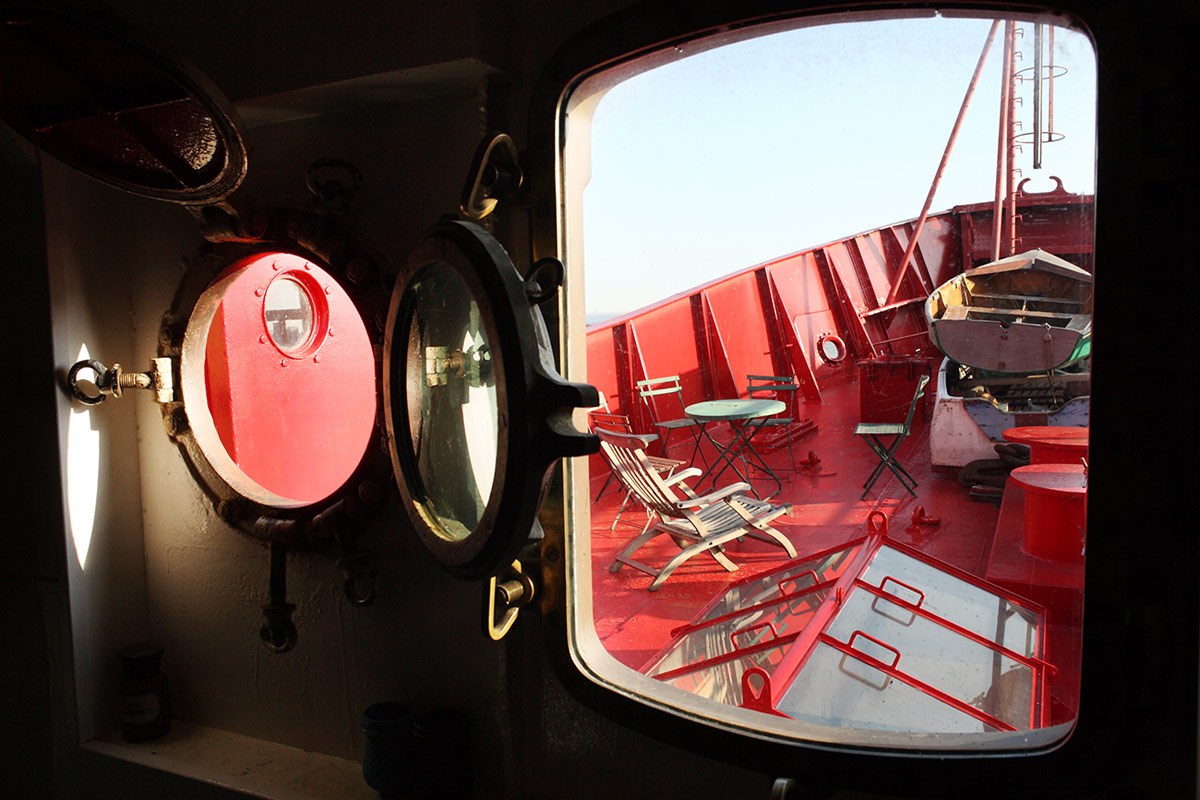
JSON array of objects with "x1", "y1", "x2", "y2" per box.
[
  {"x1": 384, "y1": 219, "x2": 598, "y2": 578},
  {"x1": 180, "y1": 252, "x2": 377, "y2": 508},
  {"x1": 556, "y1": 5, "x2": 1095, "y2": 755},
  {"x1": 816, "y1": 332, "x2": 847, "y2": 364}
]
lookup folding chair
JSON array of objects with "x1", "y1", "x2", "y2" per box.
[
  {"x1": 589, "y1": 410, "x2": 685, "y2": 531},
  {"x1": 746, "y1": 374, "x2": 800, "y2": 476},
  {"x1": 636, "y1": 376, "x2": 708, "y2": 469},
  {"x1": 597, "y1": 428, "x2": 796, "y2": 591},
  {"x1": 854, "y1": 374, "x2": 930, "y2": 499}
]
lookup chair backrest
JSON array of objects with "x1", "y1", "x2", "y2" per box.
[
  {"x1": 747, "y1": 374, "x2": 798, "y2": 415},
  {"x1": 588, "y1": 411, "x2": 634, "y2": 434},
  {"x1": 595, "y1": 427, "x2": 686, "y2": 517},
  {"x1": 900, "y1": 374, "x2": 932, "y2": 433},
  {"x1": 636, "y1": 375, "x2": 687, "y2": 421}
]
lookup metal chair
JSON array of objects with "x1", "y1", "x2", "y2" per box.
[
  {"x1": 853, "y1": 374, "x2": 931, "y2": 499},
  {"x1": 746, "y1": 374, "x2": 800, "y2": 476},
  {"x1": 597, "y1": 428, "x2": 796, "y2": 591},
  {"x1": 636, "y1": 375, "x2": 707, "y2": 469}
]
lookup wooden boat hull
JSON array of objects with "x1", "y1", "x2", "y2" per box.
[{"x1": 926, "y1": 249, "x2": 1092, "y2": 373}]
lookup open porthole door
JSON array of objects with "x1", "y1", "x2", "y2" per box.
[
  {"x1": 384, "y1": 217, "x2": 599, "y2": 589},
  {"x1": 0, "y1": 5, "x2": 597, "y2": 649}
]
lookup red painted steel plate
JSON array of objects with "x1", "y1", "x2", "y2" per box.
[{"x1": 205, "y1": 253, "x2": 376, "y2": 504}]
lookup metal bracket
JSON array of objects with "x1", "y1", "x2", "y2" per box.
[
  {"x1": 67, "y1": 357, "x2": 174, "y2": 405},
  {"x1": 260, "y1": 541, "x2": 298, "y2": 653},
  {"x1": 770, "y1": 778, "x2": 797, "y2": 800},
  {"x1": 459, "y1": 133, "x2": 523, "y2": 221},
  {"x1": 485, "y1": 559, "x2": 535, "y2": 641}
]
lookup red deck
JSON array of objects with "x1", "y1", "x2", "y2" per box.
[
  {"x1": 586, "y1": 377, "x2": 1083, "y2": 725},
  {"x1": 589, "y1": 379, "x2": 994, "y2": 666}
]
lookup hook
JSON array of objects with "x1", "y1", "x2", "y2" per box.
[
  {"x1": 525, "y1": 257, "x2": 564, "y2": 305},
  {"x1": 460, "y1": 133, "x2": 523, "y2": 220},
  {"x1": 306, "y1": 157, "x2": 363, "y2": 211},
  {"x1": 485, "y1": 560, "x2": 535, "y2": 641},
  {"x1": 67, "y1": 357, "x2": 174, "y2": 405},
  {"x1": 338, "y1": 553, "x2": 378, "y2": 607}
]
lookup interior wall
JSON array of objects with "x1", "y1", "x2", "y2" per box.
[
  {"x1": 29, "y1": 49, "x2": 535, "y2": 793},
  {"x1": 121, "y1": 86, "x2": 507, "y2": 769},
  {"x1": 8, "y1": 2, "x2": 647, "y2": 795},
  {"x1": 45, "y1": 159, "x2": 170, "y2": 743}
]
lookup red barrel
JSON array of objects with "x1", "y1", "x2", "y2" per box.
[
  {"x1": 1009, "y1": 464, "x2": 1087, "y2": 562},
  {"x1": 1003, "y1": 426, "x2": 1089, "y2": 465}
]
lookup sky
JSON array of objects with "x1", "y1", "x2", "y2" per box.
[{"x1": 580, "y1": 14, "x2": 1097, "y2": 322}]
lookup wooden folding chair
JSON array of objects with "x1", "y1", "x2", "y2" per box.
[
  {"x1": 636, "y1": 375, "x2": 708, "y2": 469},
  {"x1": 853, "y1": 374, "x2": 931, "y2": 499},
  {"x1": 589, "y1": 410, "x2": 685, "y2": 531},
  {"x1": 597, "y1": 428, "x2": 796, "y2": 591}
]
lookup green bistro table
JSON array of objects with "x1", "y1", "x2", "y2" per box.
[{"x1": 685, "y1": 399, "x2": 786, "y2": 500}]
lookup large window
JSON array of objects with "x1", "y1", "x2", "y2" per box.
[{"x1": 563, "y1": 9, "x2": 1095, "y2": 752}]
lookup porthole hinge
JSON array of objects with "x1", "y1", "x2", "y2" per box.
[
  {"x1": 67, "y1": 357, "x2": 175, "y2": 406},
  {"x1": 191, "y1": 198, "x2": 269, "y2": 244}
]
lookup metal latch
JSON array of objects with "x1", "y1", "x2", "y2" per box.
[
  {"x1": 68, "y1": 357, "x2": 174, "y2": 405},
  {"x1": 485, "y1": 559, "x2": 536, "y2": 641}
]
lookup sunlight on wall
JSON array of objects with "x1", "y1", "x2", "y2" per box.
[
  {"x1": 67, "y1": 343, "x2": 100, "y2": 571},
  {"x1": 462, "y1": 332, "x2": 498, "y2": 501}
]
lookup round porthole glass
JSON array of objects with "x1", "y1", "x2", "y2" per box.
[
  {"x1": 385, "y1": 220, "x2": 598, "y2": 579},
  {"x1": 263, "y1": 275, "x2": 318, "y2": 355},
  {"x1": 403, "y1": 263, "x2": 499, "y2": 542},
  {"x1": 817, "y1": 332, "x2": 848, "y2": 364}
]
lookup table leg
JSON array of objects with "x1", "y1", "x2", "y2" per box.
[
  {"x1": 731, "y1": 420, "x2": 783, "y2": 500},
  {"x1": 703, "y1": 419, "x2": 783, "y2": 500}
]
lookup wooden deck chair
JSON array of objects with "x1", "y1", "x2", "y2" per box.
[
  {"x1": 636, "y1": 375, "x2": 708, "y2": 469},
  {"x1": 746, "y1": 374, "x2": 800, "y2": 476},
  {"x1": 597, "y1": 428, "x2": 797, "y2": 591},
  {"x1": 589, "y1": 410, "x2": 685, "y2": 531},
  {"x1": 853, "y1": 374, "x2": 931, "y2": 499}
]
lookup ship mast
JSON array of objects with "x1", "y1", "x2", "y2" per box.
[
  {"x1": 887, "y1": 17, "x2": 1066, "y2": 304},
  {"x1": 995, "y1": 19, "x2": 1064, "y2": 259}
]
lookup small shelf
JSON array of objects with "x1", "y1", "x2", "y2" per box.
[{"x1": 85, "y1": 721, "x2": 376, "y2": 800}]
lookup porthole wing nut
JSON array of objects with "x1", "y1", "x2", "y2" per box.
[{"x1": 67, "y1": 356, "x2": 175, "y2": 405}]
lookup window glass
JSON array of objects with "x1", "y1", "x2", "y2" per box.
[
  {"x1": 565, "y1": 10, "x2": 1094, "y2": 751},
  {"x1": 402, "y1": 262, "x2": 499, "y2": 541},
  {"x1": 263, "y1": 276, "x2": 315, "y2": 353}
]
